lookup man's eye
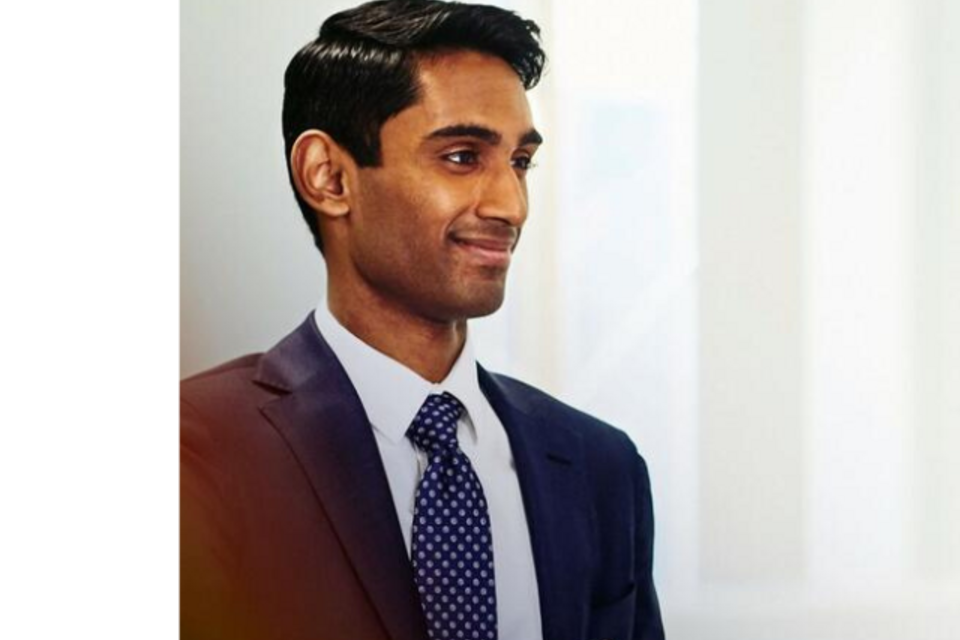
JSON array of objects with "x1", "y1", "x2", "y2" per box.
[
  {"x1": 512, "y1": 155, "x2": 537, "y2": 171},
  {"x1": 444, "y1": 150, "x2": 479, "y2": 165}
]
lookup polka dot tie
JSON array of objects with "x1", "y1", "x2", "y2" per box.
[{"x1": 406, "y1": 392, "x2": 498, "y2": 640}]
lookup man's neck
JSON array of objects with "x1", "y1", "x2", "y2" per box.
[{"x1": 326, "y1": 287, "x2": 467, "y2": 384}]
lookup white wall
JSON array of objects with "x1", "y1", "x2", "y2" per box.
[{"x1": 686, "y1": 0, "x2": 960, "y2": 638}]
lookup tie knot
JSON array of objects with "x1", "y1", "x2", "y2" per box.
[{"x1": 407, "y1": 392, "x2": 464, "y2": 453}]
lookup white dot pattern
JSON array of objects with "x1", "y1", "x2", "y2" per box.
[{"x1": 407, "y1": 392, "x2": 497, "y2": 640}]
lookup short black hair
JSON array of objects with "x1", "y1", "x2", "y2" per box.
[{"x1": 282, "y1": 0, "x2": 546, "y2": 254}]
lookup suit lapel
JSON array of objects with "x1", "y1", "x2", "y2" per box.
[
  {"x1": 254, "y1": 317, "x2": 428, "y2": 640},
  {"x1": 250, "y1": 317, "x2": 590, "y2": 640},
  {"x1": 479, "y1": 368, "x2": 591, "y2": 640}
]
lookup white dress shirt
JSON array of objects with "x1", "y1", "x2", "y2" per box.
[{"x1": 314, "y1": 304, "x2": 543, "y2": 640}]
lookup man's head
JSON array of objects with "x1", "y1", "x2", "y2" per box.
[{"x1": 283, "y1": 0, "x2": 545, "y2": 322}]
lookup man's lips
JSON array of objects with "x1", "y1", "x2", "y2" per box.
[
  {"x1": 454, "y1": 236, "x2": 514, "y2": 251},
  {"x1": 450, "y1": 233, "x2": 516, "y2": 267}
]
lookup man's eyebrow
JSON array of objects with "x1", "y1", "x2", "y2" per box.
[
  {"x1": 425, "y1": 124, "x2": 544, "y2": 147},
  {"x1": 519, "y1": 128, "x2": 543, "y2": 147}
]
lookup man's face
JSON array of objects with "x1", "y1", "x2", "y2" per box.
[{"x1": 342, "y1": 50, "x2": 541, "y2": 323}]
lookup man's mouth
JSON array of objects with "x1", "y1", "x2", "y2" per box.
[{"x1": 450, "y1": 234, "x2": 515, "y2": 268}]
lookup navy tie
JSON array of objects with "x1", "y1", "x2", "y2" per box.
[{"x1": 407, "y1": 392, "x2": 498, "y2": 640}]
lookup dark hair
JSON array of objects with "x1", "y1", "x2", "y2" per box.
[{"x1": 282, "y1": 0, "x2": 546, "y2": 253}]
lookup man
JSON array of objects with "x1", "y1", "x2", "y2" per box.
[{"x1": 181, "y1": 1, "x2": 664, "y2": 639}]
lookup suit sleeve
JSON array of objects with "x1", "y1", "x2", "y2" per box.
[
  {"x1": 181, "y1": 399, "x2": 252, "y2": 640},
  {"x1": 633, "y1": 454, "x2": 665, "y2": 640}
]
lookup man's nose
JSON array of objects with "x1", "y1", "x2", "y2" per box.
[{"x1": 476, "y1": 163, "x2": 527, "y2": 227}]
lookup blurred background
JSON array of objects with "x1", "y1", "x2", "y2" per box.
[{"x1": 182, "y1": 0, "x2": 960, "y2": 638}]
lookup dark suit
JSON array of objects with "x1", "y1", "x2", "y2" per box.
[{"x1": 181, "y1": 316, "x2": 664, "y2": 640}]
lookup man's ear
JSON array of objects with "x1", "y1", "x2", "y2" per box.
[{"x1": 290, "y1": 130, "x2": 354, "y2": 218}]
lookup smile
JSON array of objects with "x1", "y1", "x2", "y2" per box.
[{"x1": 451, "y1": 236, "x2": 514, "y2": 268}]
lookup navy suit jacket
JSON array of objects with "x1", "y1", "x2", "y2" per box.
[{"x1": 181, "y1": 316, "x2": 664, "y2": 640}]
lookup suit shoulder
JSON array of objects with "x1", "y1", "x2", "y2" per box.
[
  {"x1": 182, "y1": 353, "x2": 262, "y2": 385},
  {"x1": 487, "y1": 371, "x2": 639, "y2": 454},
  {"x1": 181, "y1": 353, "x2": 265, "y2": 419}
]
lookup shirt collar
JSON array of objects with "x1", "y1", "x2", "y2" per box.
[{"x1": 313, "y1": 302, "x2": 485, "y2": 446}]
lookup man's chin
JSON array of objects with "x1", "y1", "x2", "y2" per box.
[
  {"x1": 463, "y1": 300, "x2": 504, "y2": 320},
  {"x1": 441, "y1": 284, "x2": 507, "y2": 321}
]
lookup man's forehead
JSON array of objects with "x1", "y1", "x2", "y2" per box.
[{"x1": 408, "y1": 51, "x2": 536, "y2": 139}]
